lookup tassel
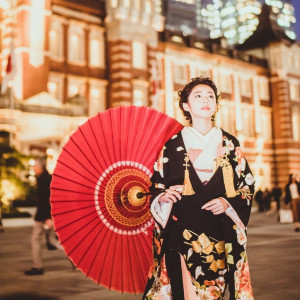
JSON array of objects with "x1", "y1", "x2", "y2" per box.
[
  {"x1": 182, "y1": 153, "x2": 195, "y2": 196},
  {"x1": 183, "y1": 169, "x2": 195, "y2": 195},
  {"x1": 217, "y1": 157, "x2": 237, "y2": 198}
]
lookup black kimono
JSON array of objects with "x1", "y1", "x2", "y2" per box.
[{"x1": 144, "y1": 128, "x2": 255, "y2": 300}]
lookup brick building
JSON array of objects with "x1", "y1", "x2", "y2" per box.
[{"x1": 0, "y1": 0, "x2": 299, "y2": 189}]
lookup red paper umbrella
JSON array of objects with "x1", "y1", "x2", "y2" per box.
[{"x1": 50, "y1": 106, "x2": 183, "y2": 294}]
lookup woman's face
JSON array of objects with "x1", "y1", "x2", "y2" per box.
[{"x1": 183, "y1": 84, "x2": 217, "y2": 121}]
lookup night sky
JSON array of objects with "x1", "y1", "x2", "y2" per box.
[{"x1": 292, "y1": 0, "x2": 300, "y2": 40}]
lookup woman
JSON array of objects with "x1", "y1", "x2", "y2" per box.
[
  {"x1": 143, "y1": 77, "x2": 255, "y2": 299},
  {"x1": 284, "y1": 174, "x2": 300, "y2": 232}
]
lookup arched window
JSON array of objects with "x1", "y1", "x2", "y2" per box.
[
  {"x1": 49, "y1": 18, "x2": 64, "y2": 60},
  {"x1": 89, "y1": 28, "x2": 105, "y2": 68},
  {"x1": 132, "y1": 41, "x2": 147, "y2": 69},
  {"x1": 68, "y1": 23, "x2": 85, "y2": 65}
]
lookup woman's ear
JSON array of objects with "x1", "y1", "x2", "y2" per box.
[{"x1": 182, "y1": 103, "x2": 189, "y2": 112}]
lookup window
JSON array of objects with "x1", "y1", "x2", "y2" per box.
[
  {"x1": 68, "y1": 84, "x2": 79, "y2": 97},
  {"x1": 260, "y1": 109, "x2": 272, "y2": 140},
  {"x1": 242, "y1": 107, "x2": 255, "y2": 138},
  {"x1": 47, "y1": 73, "x2": 63, "y2": 102},
  {"x1": 68, "y1": 24, "x2": 85, "y2": 64},
  {"x1": 174, "y1": 91, "x2": 186, "y2": 125},
  {"x1": 170, "y1": 35, "x2": 184, "y2": 44},
  {"x1": 290, "y1": 82, "x2": 300, "y2": 101},
  {"x1": 111, "y1": 0, "x2": 118, "y2": 8},
  {"x1": 155, "y1": 0, "x2": 162, "y2": 13},
  {"x1": 47, "y1": 82, "x2": 59, "y2": 99},
  {"x1": 49, "y1": 19, "x2": 63, "y2": 60},
  {"x1": 89, "y1": 29, "x2": 105, "y2": 67},
  {"x1": 190, "y1": 67, "x2": 210, "y2": 79},
  {"x1": 218, "y1": 103, "x2": 235, "y2": 134},
  {"x1": 68, "y1": 77, "x2": 86, "y2": 98},
  {"x1": 89, "y1": 40, "x2": 102, "y2": 66},
  {"x1": 89, "y1": 85, "x2": 106, "y2": 117},
  {"x1": 133, "y1": 87, "x2": 147, "y2": 106},
  {"x1": 271, "y1": 49, "x2": 282, "y2": 69},
  {"x1": 174, "y1": 64, "x2": 187, "y2": 84},
  {"x1": 258, "y1": 78, "x2": 269, "y2": 100},
  {"x1": 240, "y1": 78, "x2": 251, "y2": 97},
  {"x1": 219, "y1": 74, "x2": 232, "y2": 93},
  {"x1": 132, "y1": 41, "x2": 147, "y2": 69},
  {"x1": 145, "y1": 0, "x2": 151, "y2": 14},
  {"x1": 292, "y1": 106, "x2": 300, "y2": 141},
  {"x1": 49, "y1": 30, "x2": 58, "y2": 55},
  {"x1": 170, "y1": 91, "x2": 186, "y2": 126}
]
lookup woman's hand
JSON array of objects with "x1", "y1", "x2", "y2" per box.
[
  {"x1": 158, "y1": 185, "x2": 184, "y2": 203},
  {"x1": 201, "y1": 197, "x2": 229, "y2": 215},
  {"x1": 43, "y1": 218, "x2": 53, "y2": 230}
]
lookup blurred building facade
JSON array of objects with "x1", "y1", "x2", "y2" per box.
[{"x1": 0, "y1": 0, "x2": 299, "y2": 189}]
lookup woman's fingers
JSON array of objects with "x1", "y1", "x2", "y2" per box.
[
  {"x1": 211, "y1": 207, "x2": 224, "y2": 215},
  {"x1": 168, "y1": 194, "x2": 178, "y2": 203},
  {"x1": 158, "y1": 185, "x2": 184, "y2": 203},
  {"x1": 166, "y1": 189, "x2": 182, "y2": 200},
  {"x1": 202, "y1": 198, "x2": 229, "y2": 213},
  {"x1": 212, "y1": 210, "x2": 223, "y2": 215},
  {"x1": 159, "y1": 193, "x2": 177, "y2": 203},
  {"x1": 159, "y1": 197, "x2": 173, "y2": 203},
  {"x1": 202, "y1": 200, "x2": 218, "y2": 210},
  {"x1": 169, "y1": 185, "x2": 184, "y2": 193}
]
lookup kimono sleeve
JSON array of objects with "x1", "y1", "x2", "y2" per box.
[
  {"x1": 149, "y1": 145, "x2": 167, "y2": 202},
  {"x1": 149, "y1": 144, "x2": 174, "y2": 229},
  {"x1": 225, "y1": 141, "x2": 255, "y2": 227}
]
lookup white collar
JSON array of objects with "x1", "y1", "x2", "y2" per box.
[{"x1": 184, "y1": 127, "x2": 217, "y2": 146}]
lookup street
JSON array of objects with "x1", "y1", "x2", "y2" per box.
[{"x1": 0, "y1": 211, "x2": 299, "y2": 300}]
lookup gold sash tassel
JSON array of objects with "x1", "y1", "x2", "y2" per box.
[
  {"x1": 217, "y1": 156, "x2": 238, "y2": 198},
  {"x1": 183, "y1": 168, "x2": 195, "y2": 195},
  {"x1": 182, "y1": 153, "x2": 195, "y2": 196}
]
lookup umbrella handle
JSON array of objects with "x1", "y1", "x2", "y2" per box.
[
  {"x1": 136, "y1": 188, "x2": 165, "y2": 199},
  {"x1": 136, "y1": 192, "x2": 153, "y2": 199}
]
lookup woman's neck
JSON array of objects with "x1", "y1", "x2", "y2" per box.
[{"x1": 191, "y1": 118, "x2": 213, "y2": 135}]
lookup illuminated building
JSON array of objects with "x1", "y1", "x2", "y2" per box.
[
  {"x1": 220, "y1": 0, "x2": 262, "y2": 45},
  {"x1": 263, "y1": 0, "x2": 296, "y2": 40},
  {"x1": 219, "y1": 0, "x2": 296, "y2": 45},
  {"x1": 0, "y1": 0, "x2": 107, "y2": 165},
  {"x1": 0, "y1": 0, "x2": 299, "y2": 188},
  {"x1": 237, "y1": 5, "x2": 300, "y2": 188},
  {"x1": 165, "y1": 0, "x2": 296, "y2": 45}
]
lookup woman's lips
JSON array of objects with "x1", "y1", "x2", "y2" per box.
[{"x1": 201, "y1": 106, "x2": 210, "y2": 110}]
